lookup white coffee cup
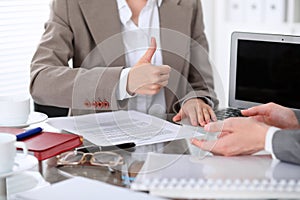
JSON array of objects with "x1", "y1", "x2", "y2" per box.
[
  {"x1": 0, "y1": 133, "x2": 28, "y2": 174},
  {"x1": 0, "y1": 94, "x2": 30, "y2": 126}
]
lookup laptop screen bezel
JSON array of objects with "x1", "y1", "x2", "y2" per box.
[{"x1": 229, "y1": 32, "x2": 300, "y2": 111}]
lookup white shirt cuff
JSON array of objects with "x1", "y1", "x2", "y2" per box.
[
  {"x1": 265, "y1": 126, "x2": 281, "y2": 160},
  {"x1": 116, "y1": 68, "x2": 136, "y2": 100}
]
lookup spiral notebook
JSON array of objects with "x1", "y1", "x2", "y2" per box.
[{"x1": 131, "y1": 153, "x2": 300, "y2": 199}]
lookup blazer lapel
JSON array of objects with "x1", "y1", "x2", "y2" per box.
[
  {"x1": 159, "y1": 0, "x2": 194, "y2": 112},
  {"x1": 159, "y1": 0, "x2": 192, "y2": 70},
  {"x1": 78, "y1": 0, "x2": 126, "y2": 67},
  {"x1": 78, "y1": 0, "x2": 193, "y2": 112}
]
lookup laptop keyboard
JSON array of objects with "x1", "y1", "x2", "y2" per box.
[{"x1": 215, "y1": 108, "x2": 244, "y2": 120}]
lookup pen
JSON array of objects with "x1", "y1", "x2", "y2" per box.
[
  {"x1": 75, "y1": 142, "x2": 136, "y2": 153},
  {"x1": 16, "y1": 127, "x2": 43, "y2": 141}
]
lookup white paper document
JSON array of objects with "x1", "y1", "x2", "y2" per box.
[
  {"x1": 8, "y1": 171, "x2": 50, "y2": 200},
  {"x1": 132, "y1": 153, "x2": 300, "y2": 199},
  {"x1": 47, "y1": 110, "x2": 204, "y2": 146},
  {"x1": 15, "y1": 177, "x2": 164, "y2": 200}
]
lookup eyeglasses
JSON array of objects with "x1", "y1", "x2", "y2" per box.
[{"x1": 56, "y1": 150, "x2": 124, "y2": 167}]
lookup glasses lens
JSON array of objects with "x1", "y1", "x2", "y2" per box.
[
  {"x1": 92, "y1": 152, "x2": 123, "y2": 166},
  {"x1": 57, "y1": 151, "x2": 84, "y2": 165}
]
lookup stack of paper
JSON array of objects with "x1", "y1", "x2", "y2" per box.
[
  {"x1": 8, "y1": 171, "x2": 50, "y2": 200},
  {"x1": 47, "y1": 110, "x2": 206, "y2": 147}
]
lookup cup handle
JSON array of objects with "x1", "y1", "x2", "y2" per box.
[{"x1": 15, "y1": 142, "x2": 28, "y2": 156}]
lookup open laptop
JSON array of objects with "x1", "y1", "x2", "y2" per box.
[{"x1": 215, "y1": 31, "x2": 300, "y2": 120}]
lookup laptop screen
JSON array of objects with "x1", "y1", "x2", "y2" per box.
[
  {"x1": 236, "y1": 40, "x2": 300, "y2": 109},
  {"x1": 229, "y1": 32, "x2": 300, "y2": 110}
]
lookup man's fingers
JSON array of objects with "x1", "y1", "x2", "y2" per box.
[
  {"x1": 191, "y1": 138, "x2": 218, "y2": 152},
  {"x1": 217, "y1": 131, "x2": 231, "y2": 138},
  {"x1": 139, "y1": 37, "x2": 157, "y2": 64},
  {"x1": 204, "y1": 121, "x2": 226, "y2": 132},
  {"x1": 191, "y1": 137, "x2": 233, "y2": 156},
  {"x1": 242, "y1": 104, "x2": 268, "y2": 117},
  {"x1": 250, "y1": 115, "x2": 265, "y2": 123}
]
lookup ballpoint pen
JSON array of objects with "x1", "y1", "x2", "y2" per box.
[
  {"x1": 16, "y1": 127, "x2": 43, "y2": 141},
  {"x1": 75, "y1": 142, "x2": 136, "y2": 153}
]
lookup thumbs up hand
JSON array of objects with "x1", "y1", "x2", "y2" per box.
[{"x1": 127, "y1": 37, "x2": 171, "y2": 95}]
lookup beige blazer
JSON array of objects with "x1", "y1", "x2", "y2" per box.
[{"x1": 30, "y1": 0, "x2": 218, "y2": 116}]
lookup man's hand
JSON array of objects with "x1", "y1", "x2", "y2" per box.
[
  {"x1": 191, "y1": 117, "x2": 270, "y2": 156},
  {"x1": 127, "y1": 37, "x2": 171, "y2": 95},
  {"x1": 242, "y1": 102, "x2": 299, "y2": 129},
  {"x1": 173, "y1": 98, "x2": 217, "y2": 127}
]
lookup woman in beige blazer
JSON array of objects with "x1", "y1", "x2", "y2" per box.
[{"x1": 30, "y1": 0, "x2": 219, "y2": 126}]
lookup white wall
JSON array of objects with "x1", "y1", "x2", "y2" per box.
[
  {"x1": 202, "y1": 0, "x2": 227, "y2": 108},
  {"x1": 201, "y1": 0, "x2": 215, "y2": 58}
]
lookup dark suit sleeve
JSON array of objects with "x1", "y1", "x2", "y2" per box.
[
  {"x1": 294, "y1": 111, "x2": 300, "y2": 124},
  {"x1": 272, "y1": 130, "x2": 300, "y2": 165}
]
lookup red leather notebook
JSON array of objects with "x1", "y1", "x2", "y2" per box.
[{"x1": 0, "y1": 127, "x2": 83, "y2": 161}]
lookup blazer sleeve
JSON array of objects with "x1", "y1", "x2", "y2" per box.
[
  {"x1": 184, "y1": 0, "x2": 219, "y2": 109},
  {"x1": 30, "y1": 0, "x2": 123, "y2": 110},
  {"x1": 272, "y1": 129, "x2": 300, "y2": 165}
]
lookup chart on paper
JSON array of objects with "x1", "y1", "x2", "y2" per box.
[{"x1": 47, "y1": 111, "x2": 204, "y2": 146}]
